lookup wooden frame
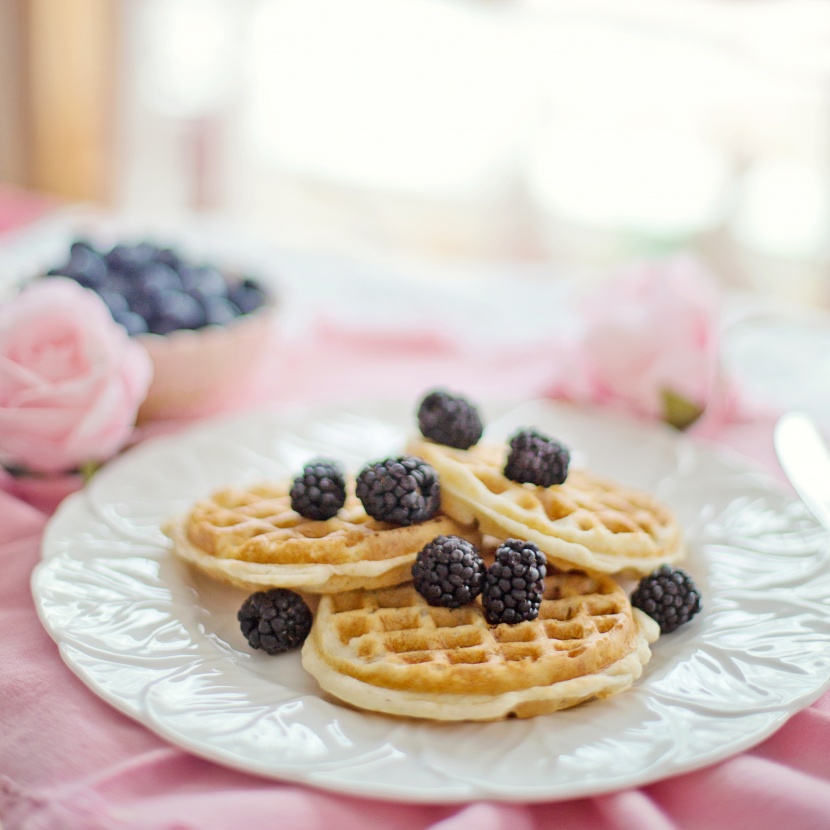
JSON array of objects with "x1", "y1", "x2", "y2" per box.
[{"x1": 0, "y1": 0, "x2": 117, "y2": 202}]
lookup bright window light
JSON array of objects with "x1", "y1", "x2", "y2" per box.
[
  {"x1": 525, "y1": 21, "x2": 731, "y2": 237},
  {"x1": 734, "y1": 160, "x2": 830, "y2": 259},
  {"x1": 244, "y1": 0, "x2": 536, "y2": 197},
  {"x1": 140, "y1": 0, "x2": 239, "y2": 117},
  {"x1": 528, "y1": 128, "x2": 729, "y2": 238}
]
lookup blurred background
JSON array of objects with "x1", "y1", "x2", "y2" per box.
[{"x1": 1, "y1": 0, "x2": 829, "y2": 306}]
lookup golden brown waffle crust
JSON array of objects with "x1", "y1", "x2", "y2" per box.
[
  {"x1": 408, "y1": 438, "x2": 684, "y2": 577},
  {"x1": 165, "y1": 515, "x2": 418, "y2": 592},
  {"x1": 301, "y1": 576, "x2": 660, "y2": 721},
  {"x1": 164, "y1": 482, "x2": 479, "y2": 593}
]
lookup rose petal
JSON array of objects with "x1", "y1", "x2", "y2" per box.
[
  {"x1": 0, "y1": 407, "x2": 86, "y2": 472},
  {"x1": 550, "y1": 255, "x2": 722, "y2": 425},
  {"x1": 0, "y1": 278, "x2": 153, "y2": 472}
]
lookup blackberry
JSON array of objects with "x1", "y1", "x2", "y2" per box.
[
  {"x1": 237, "y1": 588, "x2": 313, "y2": 654},
  {"x1": 417, "y1": 389, "x2": 484, "y2": 450},
  {"x1": 631, "y1": 565, "x2": 701, "y2": 634},
  {"x1": 290, "y1": 458, "x2": 347, "y2": 520},
  {"x1": 356, "y1": 455, "x2": 440, "y2": 526},
  {"x1": 482, "y1": 539, "x2": 547, "y2": 625},
  {"x1": 504, "y1": 428, "x2": 570, "y2": 487},
  {"x1": 412, "y1": 535, "x2": 486, "y2": 608}
]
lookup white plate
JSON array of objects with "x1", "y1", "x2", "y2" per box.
[{"x1": 32, "y1": 400, "x2": 830, "y2": 803}]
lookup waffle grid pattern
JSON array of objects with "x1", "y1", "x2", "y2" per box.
[
  {"x1": 189, "y1": 484, "x2": 381, "y2": 562},
  {"x1": 315, "y1": 574, "x2": 636, "y2": 695},
  {"x1": 473, "y1": 465, "x2": 674, "y2": 539},
  {"x1": 407, "y1": 438, "x2": 684, "y2": 571},
  {"x1": 174, "y1": 480, "x2": 481, "y2": 593}
]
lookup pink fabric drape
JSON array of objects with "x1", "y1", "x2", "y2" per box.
[{"x1": 3, "y1": 329, "x2": 829, "y2": 830}]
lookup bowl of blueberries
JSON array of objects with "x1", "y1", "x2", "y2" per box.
[{"x1": 43, "y1": 237, "x2": 279, "y2": 421}]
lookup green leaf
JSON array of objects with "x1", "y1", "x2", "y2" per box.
[
  {"x1": 79, "y1": 459, "x2": 103, "y2": 482},
  {"x1": 661, "y1": 389, "x2": 703, "y2": 431}
]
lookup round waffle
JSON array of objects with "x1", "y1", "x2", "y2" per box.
[
  {"x1": 164, "y1": 481, "x2": 479, "y2": 593},
  {"x1": 407, "y1": 438, "x2": 684, "y2": 576},
  {"x1": 302, "y1": 571, "x2": 659, "y2": 721}
]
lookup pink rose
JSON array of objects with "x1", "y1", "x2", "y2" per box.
[
  {"x1": 0, "y1": 278, "x2": 153, "y2": 473},
  {"x1": 548, "y1": 256, "x2": 721, "y2": 428}
]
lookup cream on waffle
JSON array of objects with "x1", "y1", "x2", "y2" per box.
[
  {"x1": 164, "y1": 481, "x2": 479, "y2": 593},
  {"x1": 407, "y1": 438, "x2": 683, "y2": 576},
  {"x1": 302, "y1": 570, "x2": 659, "y2": 721}
]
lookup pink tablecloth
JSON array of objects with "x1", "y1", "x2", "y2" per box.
[
  {"x1": 3, "y1": 329, "x2": 830, "y2": 830},
  {"x1": 0, "y1": 185, "x2": 56, "y2": 237}
]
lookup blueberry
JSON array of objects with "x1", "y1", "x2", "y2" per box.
[
  {"x1": 150, "y1": 315, "x2": 180, "y2": 335},
  {"x1": 97, "y1": 288, "x2": 130, "y2": 316},
  {"x1": 201, "y1": 295, "x2": 240, "y2": 326},
  {"x1": 181, "y1": 264, "x2": 227, "y2": 298},
  {"x1": 176, "y1": 265, "x2": 202, "y2": 292},
  {"x1": 132, "y1": 241, "x2": 159, "y2": 263},
  {"x1": 126, "y1": 284, "x2": 164, "y2": 321},
  {"x1": 228, "y1": 281, "x2": 267, "y2": 314},
  {"x1": 112, "y1": 309, "x2": 149, "y2": 336},
  {"x1": 69, "y1": 238, "x2": 95, "y2": 256},
  {"x1": 100, "y1": 272, "x2": 131, "y2": 297},
  {"x1": 241, "y1": 276, "x2": 262, "y2": 290},
  {"x1": 43, "y1": 238, "x2": 271, "y2": 333},
  {"x1": 106, "y1": 243, "x2": 153, "y2": 276},
  {"x1": 149, "y1": 290, "x2": 205, "y2": 333},
  {"x1": 153, "y1": 247, "x2": 181, "y2": 270},
  {"x1": 139, "y1": 263, "x2": 182, "y2": 294},
  {"x1": 65, "y1": 246, "x2": 108, "y2": 288},
  {"x1": 104, "y1": 244, "x2": 134, "y2": 272}
]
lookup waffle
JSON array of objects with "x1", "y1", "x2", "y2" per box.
[
  {"x1": 302, "y1": 571, "x2": 660, "y2": 720},
  {"x1": 164, "y1": 481, "x2": 479, "y2": 593},
  {"x1": 407, "y1": 438, "x2": 683, "y2": 576}
]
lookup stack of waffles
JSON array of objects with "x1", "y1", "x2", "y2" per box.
[{"x1": 165, "y1": 395, "x2": 686, "y2": 722}]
